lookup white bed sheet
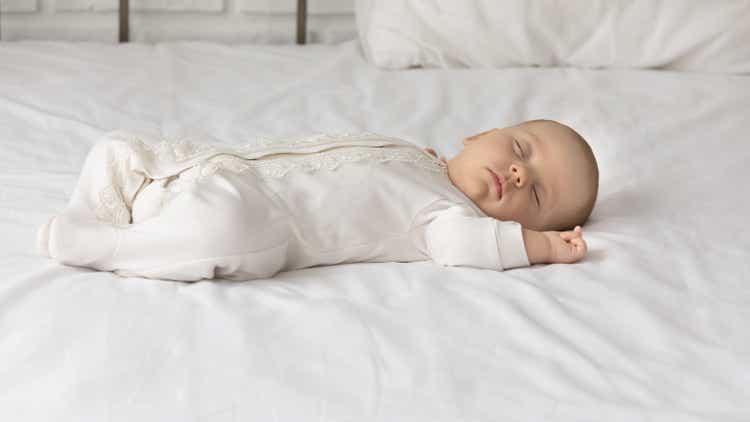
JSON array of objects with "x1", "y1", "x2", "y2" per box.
[{"x1": 0, "y1": 40, "x2": 748, "y2": 421}]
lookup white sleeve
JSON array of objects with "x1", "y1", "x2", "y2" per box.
[{"x1": 423, "y1": 206, "x2": 530, "y2": 271}]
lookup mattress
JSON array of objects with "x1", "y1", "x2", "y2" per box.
[{"x1": 1, "y1": 40, "x2": 748, "y2": 421}]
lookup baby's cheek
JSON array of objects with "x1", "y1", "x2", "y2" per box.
[{"x1": 507, "y1": 197, "x2": 534, "y2": 225}]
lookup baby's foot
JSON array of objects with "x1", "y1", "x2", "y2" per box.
[
  {"x1": 36, "y1": 216, "x2": 56, "y2": 258},
  {"x1": 47, "y1": 214, "x2": 118, "y2": 267}
]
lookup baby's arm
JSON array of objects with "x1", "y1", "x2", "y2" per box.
[
  {"x1": 422, "y1": 205, "x2": 587, "y2": 271},
  {"x1": 423, "y1": 206, "x2": 529, "y2": 271},
  {"x1": 522, "y1": 226, "x2": 587, "y2": 264}
]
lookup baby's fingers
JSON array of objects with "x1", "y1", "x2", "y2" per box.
[
  {"x1": 559, "y1": 232, "x2": 574, "y2": 241},
  {"x1": 570, "y1": 237, "x2": 588, "y2": 259},
  {"x1": 559, "y1": 228, "x2": 583, "y2": 241}
]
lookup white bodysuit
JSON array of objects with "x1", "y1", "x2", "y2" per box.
[{"x1": 38, "y1": 131, "x2": 530, "y2": 281}]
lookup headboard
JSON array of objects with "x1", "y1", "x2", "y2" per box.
[
  {"x1": 116, "y1": 0, "x2": 308, "y2": 44},
  {"x1": 0, "y1": 0, "x2": 309, "y2": 44},
  {"x1": 117, "y1": 0, "x2": 308, "y2": 44}
]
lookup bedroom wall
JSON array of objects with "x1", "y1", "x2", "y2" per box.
[{"x1": 0, "y1": 0, "x2": 357, "y2": 43}]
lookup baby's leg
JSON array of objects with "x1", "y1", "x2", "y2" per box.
[
  {"x1": 37, "y1": 138, "x2": 150, "y2": 257},
  {"x1": 66, "y1": 138, "x2": 150, "y2": 224},
  {"x1": 48, "y1": 170, "x2": 292, "y2": 282}
]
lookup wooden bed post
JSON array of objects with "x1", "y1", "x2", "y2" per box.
[
  {"x1": 296, "y1": 0, "x2": 307, "y2": 44},
  {"x1": 119, "y1": 0, "x2": 129, "y2": 43}
]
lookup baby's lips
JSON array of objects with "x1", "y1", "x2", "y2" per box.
[{"x1": 488, "y1": 169, "x2": 503, "y2": 200}]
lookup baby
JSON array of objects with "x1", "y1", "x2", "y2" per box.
[{"x1": 37, "y1": 119, "x2": 598, "y2": 282}]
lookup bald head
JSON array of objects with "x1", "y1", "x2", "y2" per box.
[{"x1": 521, "y1": 120, "x2": 599, "y2": 230}]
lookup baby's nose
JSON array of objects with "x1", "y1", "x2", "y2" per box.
[{"x1": 509, "y1": 164, "x2": 527, "y2": 187}]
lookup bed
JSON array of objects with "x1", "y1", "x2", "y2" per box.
[{"x1": 1, "y1": 2, "x2": 749, "y2": 421}]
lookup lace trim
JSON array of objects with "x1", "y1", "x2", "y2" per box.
[
  {"x1": 245, "y1": 145, "x2": 446, "y2": 178},
  {"x1": 98, "y1": 132, "x2": 447, "y2": 209},
  {"x1": 165, "y1": 145, "x2": 447, "y2": 193},
  {"x1": 94, "y1": 185, "x2": 130, "y2": 226},
  {"x1": 251, "y1": 132, "x2": 394, "y2": 148},
  {"x1": 93, "y1": 145, "x2": 133, "y2": 226},
  {"x1": 121, "y1": 131, "x2": 398, "y2": 163}
]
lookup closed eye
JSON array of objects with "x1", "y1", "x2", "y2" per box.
[
  {"x1": 514, "y1": 139, "x2": 524, "y2": 158},
  {"x1": 533, "y1": 186, "x2": 540, "y2": 208}
]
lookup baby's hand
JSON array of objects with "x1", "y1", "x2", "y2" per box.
[{"x1": 545, "y1": 226, "x2": 587, "y2": 264}]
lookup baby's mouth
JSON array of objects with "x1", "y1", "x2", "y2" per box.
[{"x1": 489, "y1": 169, "x2": 503, "y2": 200}]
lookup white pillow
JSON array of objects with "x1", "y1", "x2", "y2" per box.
[{"x1": 355, "y1": 0, "x2": 750, "y2": 73}]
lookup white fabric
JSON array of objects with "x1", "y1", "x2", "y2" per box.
[
  {"x1": 356, "y1": 0, "x2": 750, "y2": 73},
  {"x1": 423, "y1": 203, "x2": 529, "y2": 270},
  {"x1": 41, "y1": 133, "x2": 529, "y2": 281},
  {"x1": 1, "y1": 40, "x2": 750, "y2": 421}
]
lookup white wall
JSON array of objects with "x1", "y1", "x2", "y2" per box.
[{"x1": 0, "y1": 0, "x2": 357, "y2": 44}]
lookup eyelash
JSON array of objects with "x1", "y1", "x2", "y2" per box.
[{"x1": 515, "y1": 139, "x2": 541, "y2": 208}]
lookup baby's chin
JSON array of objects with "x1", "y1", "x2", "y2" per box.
[
  {"x1": 457, "y1": 180, "x2": 522, "y2": 222},
  {"x1": 475, "y1": 199, "x2": 511, "y2": 221}
]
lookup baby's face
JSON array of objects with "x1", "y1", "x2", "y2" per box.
[{"x1": 446, "y1": 120, "x2": 597, "y2": 231}]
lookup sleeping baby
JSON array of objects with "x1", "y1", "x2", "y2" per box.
[{"x1": 36, "y1": 119, "x2": 598, "y2": 282}]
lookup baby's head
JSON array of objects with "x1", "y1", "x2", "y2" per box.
[{"x1": 447, "y1": 119, "x2": 598, "y2": 231}]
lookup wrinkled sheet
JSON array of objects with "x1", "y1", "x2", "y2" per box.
[{"x1": 0, "y1": 40, "x2": 748, "y2": 421}]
